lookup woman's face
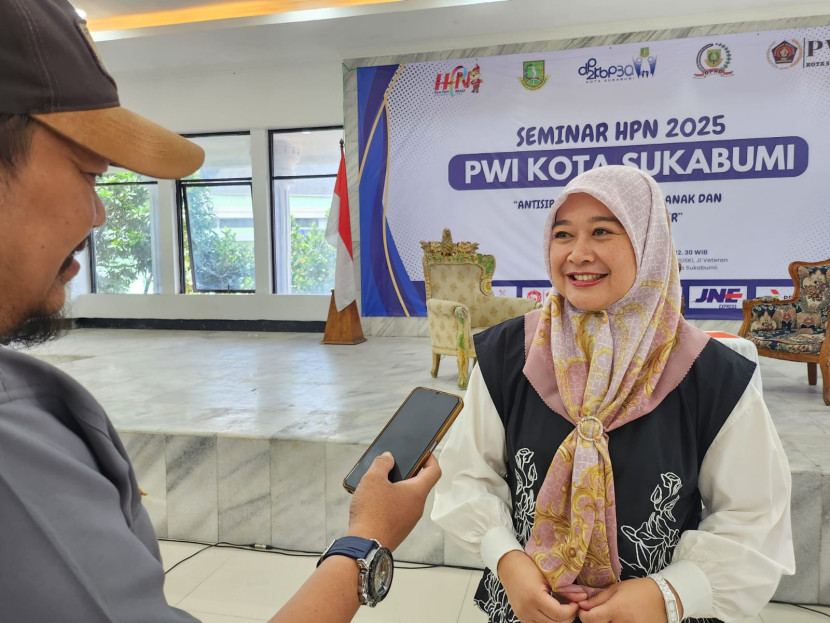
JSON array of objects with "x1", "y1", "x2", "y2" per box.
[{"x1": 548, "y1": 192, "x2": 637, "y2": 312}]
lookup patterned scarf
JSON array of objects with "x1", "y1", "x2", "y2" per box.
[{"x1": 522, "y1": 166, "x2": 709, "y2": 594}]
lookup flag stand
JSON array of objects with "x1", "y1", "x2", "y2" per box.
[{"x1": 322, "y1": 290, "x2": 366, "y2": 345}]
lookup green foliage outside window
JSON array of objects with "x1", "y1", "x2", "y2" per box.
[
  {"x1": 94, "y1": 172, "x2": 154, "y2": 294},
  {"x1": 94, "y1": 175, "x2": 334, "y2": 295},
  {"x1": 290, "y1": 214, "x2": 335, "y2": 294},
  {"x1": 183, "y1": 186, "x2": 255, "y2": 292}
]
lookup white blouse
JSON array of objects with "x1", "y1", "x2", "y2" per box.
[{"x1": 431, "y1": 364, "x2": 795, "y2": 623}]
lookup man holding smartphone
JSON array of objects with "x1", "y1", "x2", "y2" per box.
[{"x1": 0, "y1": 1, "x2": 441, "y2": 621}]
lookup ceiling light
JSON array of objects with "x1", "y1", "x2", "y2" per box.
[{"x1": 85, "y1": 0, "x2": 403, "y2": 32}]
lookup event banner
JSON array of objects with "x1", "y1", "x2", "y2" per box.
[{"x1": 356, "y1": 27, "x2": 830, "y2": 319}]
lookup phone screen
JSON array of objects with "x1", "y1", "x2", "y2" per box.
[{"x1": 343, "y1": 387, "x2": 463, "y2": 493}]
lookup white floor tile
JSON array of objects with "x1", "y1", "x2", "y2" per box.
[
  {"x1": 162, "y1": 544, "x2": 238, "y2": 607},
  {"x1": 176, "y1": 549, "x2": 318, "y2": 619},
  {"x1": 352, "y1": 564, "x2": 473, "y2": 623},
  {"x1": 160, "y1": 540, "x2": 215, "y2": 572},
  {"x1": 457, "y1": 574, "x2": 488, "y2": 623}
]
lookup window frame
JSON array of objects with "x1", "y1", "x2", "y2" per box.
[
  {"x1": 269, "y1": 125, "x2": 343, "y2": 295},
  {"x1": 90, "y1": 176, "x2": 160, "y2": 295},
  {"x1": 176, "y1": 131, "x2": 255, "y2": 294}
]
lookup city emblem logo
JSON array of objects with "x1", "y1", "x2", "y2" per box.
[
  {"x1": 634, "y1": 47, "x2": 657, "y2": 78},
  {"x1": 520, "y1": 60, "x2": 549, "y2": 90},
  {"x1": 767, "y1": 39, "x2": 802, "y2": 69},
  {"x1": 694, "y1": 43, "x2": 733, "y2": 78}
]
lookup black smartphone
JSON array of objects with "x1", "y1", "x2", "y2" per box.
[{"x1": 343, "y1": 387, "x2": 464, "y2": 493}]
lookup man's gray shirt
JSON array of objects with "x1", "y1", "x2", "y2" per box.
[{"x1": 0, "y1": 347, "x2": 197, "y2": 621}]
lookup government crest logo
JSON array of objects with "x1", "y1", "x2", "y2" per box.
[
  {"x1": 520, "y1": 60, "x2": 549, "y2": 90},
  {"x1": 694, "y1": 43, "x2": 733, "y2": 77},
  {"x1": 767, "y1": 39, "x2": 802, "y2": 69},
  {"x1": 634, "y1": 47, "x2": 657, "y2": 78}
]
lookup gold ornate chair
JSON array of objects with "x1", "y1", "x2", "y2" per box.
[
  {"x1": 420, "y1": 229, "x2": 541, "y2": 389},
  {"x1": 738, "y1": 258, "x2": 830, "y2": 405}
]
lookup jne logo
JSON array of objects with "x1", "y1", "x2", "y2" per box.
[{"x1": 691, "y1": 287, "x2": 745, "y2": 308}]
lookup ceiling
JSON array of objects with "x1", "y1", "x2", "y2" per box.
[{"x1": 84, "y1": 0, "x2": 830, "y2": 76}]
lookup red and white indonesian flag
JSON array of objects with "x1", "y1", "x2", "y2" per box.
[{"x1": 325, "y1": 146, "x2": 356, "y2": 311}]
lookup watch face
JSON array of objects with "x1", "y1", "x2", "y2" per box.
[{"x1": 369, "y1": 548, "x2": 394, "y2": 600}]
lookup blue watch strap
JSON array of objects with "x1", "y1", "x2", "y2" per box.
[{"x1": 318, "y1": 536, "x2": 376, "y2": 567}]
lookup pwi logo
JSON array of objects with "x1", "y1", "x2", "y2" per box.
[{"x1": 690, "y1": 286, "x2": 746, "y2": 309}]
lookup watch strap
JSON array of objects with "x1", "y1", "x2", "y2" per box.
[
  {"x1": 649, "y1": 573, "x2": 681, "y2": 623},
  {"x1": 317, "y1": 536, "x2": 377, "y2": 567}
]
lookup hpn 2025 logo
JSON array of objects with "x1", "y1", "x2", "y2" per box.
[{"x1": 434, "y1": 64, "x2": 482, "y2": 96}]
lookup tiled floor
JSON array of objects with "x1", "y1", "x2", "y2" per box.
[{"x1": 158, "y1": 540, "x2": 830, "y2": 623}]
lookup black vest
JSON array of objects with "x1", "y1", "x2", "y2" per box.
[{"x1": 471, "y1": 316, "x2": 754, "y2": 623}]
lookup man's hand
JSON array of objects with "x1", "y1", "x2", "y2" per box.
[
  {"x1": 577, "y1": 577, "x2": 682, "y2": 623},
  {"x1": 497, "y1": 550, "x2": 586, "y2": 623},
  {"x1": 347, "y1": 452, "x2": 441, "y2": 551}
]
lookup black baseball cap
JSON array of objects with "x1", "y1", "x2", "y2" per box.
[{"x1": 0, "y1": 0, "x2": 204, "y2": 179}]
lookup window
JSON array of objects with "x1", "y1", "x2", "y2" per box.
[
  {"x1": 178, "y1": 133, "x2": 255, "y2": 293},
  {"x1": 271, "y1": 127, "x2": 341, "y2": 294},
  {"x1": 92, "y1": 170, "x2": 159, "y2": 294}
]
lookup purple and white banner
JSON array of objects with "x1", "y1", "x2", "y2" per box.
[{"x1": 356, "y1": 28, "x2": 830, "y2": 318}]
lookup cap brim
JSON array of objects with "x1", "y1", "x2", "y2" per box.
[{"x1": 32, "y1": 107, "x2": 204, "y2": 179}]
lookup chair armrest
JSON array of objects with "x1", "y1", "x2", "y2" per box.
[
  {"x1": 426, "y1": 298, "x2": 473, "y2": 350},
  {"x1": 471, "y1": 296, "x2": 541, "y2": 327},
  {"x1": 427, "y1": 297, "x2": 470, "y2": 318}
]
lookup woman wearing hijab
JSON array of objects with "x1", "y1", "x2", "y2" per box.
[{"x1": 431, "y1": 166, "x2": 794, "y2": 623}]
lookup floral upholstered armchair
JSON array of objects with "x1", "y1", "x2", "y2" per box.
[
  {"x1": 420, "y1": 229, "x2": 541, "y2": 389},
  {"x1": 738, "y1": 259, "x2": 830, "y2": 405}
]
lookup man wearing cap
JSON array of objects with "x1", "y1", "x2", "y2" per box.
[{"x1": 0, "y1": 1, "x2": 440, "y2": 621}]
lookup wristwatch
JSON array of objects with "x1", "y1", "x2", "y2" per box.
[
  {"x1": 318, "y1": 536, "x2": 394, "y2": 607},
  {"x1": 649, "y1": 573, "x2": 680, "y2": 623}
]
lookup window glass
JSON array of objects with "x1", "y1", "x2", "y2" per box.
[
  {"x1": 271, "y1": 128, "x2": 342, "y2": 294},
  {"x1": 186, "y1": 134, "x2": 252, "y2": 179},
  {"x1": 93, "y1": 169, "x2": 159, "y2": 294},
  {"x1": 181, "y1": 183, "x2": 255, "y2": 293},
  {"x1": 178, "y1": 133, "x2": 255, "y2": 293}
]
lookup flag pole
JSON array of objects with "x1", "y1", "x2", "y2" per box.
[{"x1": 322, "y1": 139, "x2": 366, "y2": 345}]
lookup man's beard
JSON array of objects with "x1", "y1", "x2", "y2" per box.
[{"x1": 0, "y1": 308, "x2": 68, "y2": 348}]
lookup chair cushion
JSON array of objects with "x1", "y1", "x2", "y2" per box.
[
  {"x1": 429, "y1": 264, "x2": 482, "y2": 306},
  {"x1": 746, "y1": 330, "x2": 824, "y2": 355},
  {"x1": 748, "y1": 303, "x2": 796, "y2": 332},
  {"x1": 798, "y1": 264, "x2": 830, "y2": 310}
]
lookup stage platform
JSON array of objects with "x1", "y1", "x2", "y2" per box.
[{"x1": 22, "y1": 323, "x2": 830, "y2": 605}]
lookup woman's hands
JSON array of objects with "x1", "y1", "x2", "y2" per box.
[
  {"x1": 577, "y1": 577, "x2": 683, "y2": 623},
  {"x1": 497, "y1": 553, "x2": 682, "y2": 623},
  {"x1": 497, "y1": 551, "x2": 587, "y2": 623}
]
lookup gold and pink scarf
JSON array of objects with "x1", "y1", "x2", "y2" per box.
[{"x1": 521, "y1": 166, "x2": 709, "y2": 594}]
